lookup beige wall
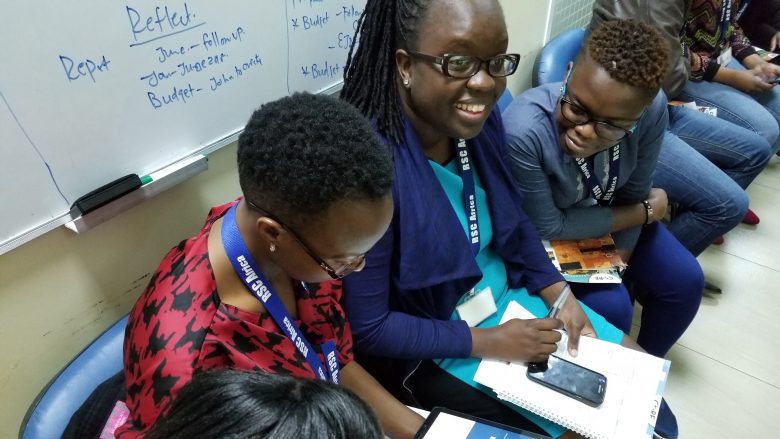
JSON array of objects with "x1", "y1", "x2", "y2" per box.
[
  {"x1": 502, "y1": 0, "x2": 553, "y2": 94},
  {"x1": 0, "y1": 1, "x2": 552, "y2": 436},
  {"x1": 0, "y1": 144, "x2": 241, "y2": 438}
]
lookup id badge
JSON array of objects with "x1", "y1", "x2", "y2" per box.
[
  {"x1": 456, "y1": 287, "x2": 497, "y2": 327},
  {"x1": 717, "y1": 47, "x2": 733, "y2": 67}
]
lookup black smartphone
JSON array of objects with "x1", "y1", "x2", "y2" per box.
[
  {"x1": 526, "y1": 355, "x2": 607, "y2": 407},
  {"x1": 769, "y1": 55, "x2": 780, "y2": 66},
  {"x1": 414, "y1": 407, "x2": 552, "y2": 439}
]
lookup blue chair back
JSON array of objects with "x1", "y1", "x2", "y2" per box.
[
  {"x1": 20, "y1": 314, "x2": 128, "y2": 439},
  {"x1": 533, "y1": 28, "x2": 587, "y2": 86},
  {"x1": 497, "y1": 88, "x2": 513, "y2": 113}
]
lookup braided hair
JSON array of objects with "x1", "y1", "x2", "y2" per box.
[{"x1": 341, "y1": 0, "x2": 433, "y2": 145}]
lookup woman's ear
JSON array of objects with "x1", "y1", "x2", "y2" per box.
[
  {"x1": 395, "y1": 48, "x2": 412, "y2": 88},
  {"x1": 255, "y1": 217, "x2": 283, "y2": 250}
]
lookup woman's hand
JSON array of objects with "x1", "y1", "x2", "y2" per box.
[
  {"x1": 470, "y1": 318, "x2": 562, "y2": 363},
  {"x1": 539, "y1": 282, "x2": 597, "y2": 357},
  {"x1": 725, "y1": 68, "x2": 775, "y2": 93},
  {"x1": 771, "y1": 31, "x2": 780, "y2": 52},
  {"x1": 756, "y1": 61, "x2": 780, "y2": 83}
]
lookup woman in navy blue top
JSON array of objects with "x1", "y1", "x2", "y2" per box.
[{"x1": 339, "y1": 0, "x2": 668, "y2": 437}]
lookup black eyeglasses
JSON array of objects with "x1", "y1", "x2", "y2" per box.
[
  {"x1": 245, "y1": 200, "x2": 366, "y2": 280},
  {"x1": 407, "y1": 51, "x2": 521, "y2": 78},
  {"x1": 559, "y1": 68, "x2": 641, "y2": 142}
]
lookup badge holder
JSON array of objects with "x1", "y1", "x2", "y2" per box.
[{"x1": 456, "y1": 287, "x2": 497, "y2": 327}]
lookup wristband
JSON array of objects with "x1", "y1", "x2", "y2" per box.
[{"x1": 642, "y1": 200, "x2": 653, "y2": 225}]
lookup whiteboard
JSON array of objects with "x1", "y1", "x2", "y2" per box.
[{"x1": 0, "y1": 0, "x2": 364, "y2": 252}]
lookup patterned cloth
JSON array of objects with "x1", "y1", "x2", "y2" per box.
[
  {"x1": 683, "y1": 0, "x2": 757, "y2": 80},
  {"x1": 115, "y1": 200, "x2": 352, "y2": 437}
]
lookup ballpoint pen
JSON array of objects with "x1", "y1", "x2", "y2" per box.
[{"x1": 546, "y1": 283, "x2": 571, "y2": 319}]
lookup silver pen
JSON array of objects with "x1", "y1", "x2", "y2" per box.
[{"x1": 546, "y1": 283, "x2": 571, "y2": 319}]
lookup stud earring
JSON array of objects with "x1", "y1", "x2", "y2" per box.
[
  {"x1": 269, "y1": 243, "x2": 276, "y2": 252},
  {"x1": 403, "y1": 79, "x2": 410, "y2": 86}
]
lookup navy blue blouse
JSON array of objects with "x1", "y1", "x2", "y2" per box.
[{"x1": 342, "y1": 110, "x2": 563, "y2": 360}]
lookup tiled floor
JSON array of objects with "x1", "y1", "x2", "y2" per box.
[{"x1": 648, "y1": 157, "x2": 780, "y2": 438}]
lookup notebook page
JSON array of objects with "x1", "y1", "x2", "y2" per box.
[{"x1": 474, "y1": 301, "x2": 669, "y2": 439}]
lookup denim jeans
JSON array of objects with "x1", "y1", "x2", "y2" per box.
[
  {"x1": 653, "y1": 130, "x2": 749, "y2": 256},
  {"x1": 679, "y1": 59, "x2": 780, "y2": 153},
  {"x1": 668, "y1": 105, "x2": 772, "y2": 190}
]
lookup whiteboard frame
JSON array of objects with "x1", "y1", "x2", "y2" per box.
[{"x1": 0, "y1": 83, "x2": 344, "y2": 256}]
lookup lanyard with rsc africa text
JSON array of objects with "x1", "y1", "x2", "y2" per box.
[
  {"x1": 574, "y1": 144, "x2": 621, "y2": 206},
  {"x1": 455, "y1": 138, "x2": 480, "y2": 256},
  {"x1": 453, "y1": 138, "x2": 497, "y2": 328},
  {"x1": 221, "y1": 203, "x2": 339, "y2": 384}
]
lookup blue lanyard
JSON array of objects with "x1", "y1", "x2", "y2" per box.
[
  {"x1": 718, "y1": 0, "x2": 733, "y2": 48},
  {"x1": 736, "y1": 0, "x2": 750, "y2": 21},
  {"x1": 455, "y1": 138, "x2": 480, "y2": 256},
  {"x1": 220, "y1": 203, "x2": 339, "y2": 384},
  {"x1": 574, "y1": 144, "x2": 621, "y2": 206}
]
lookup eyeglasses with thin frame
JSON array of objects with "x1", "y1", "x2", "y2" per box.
[
  {"x1": 406, "y1": 51, "x2": 521, "y2": 78},
  {"x1": 244, "y1": 200, "x2": 366, "y2": 280},
  {"x1": 559, "y1": 67, "x2": 642, "y2": 142}
]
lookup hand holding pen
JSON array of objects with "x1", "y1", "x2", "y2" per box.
[
  {"x1": 545, "y1": 283, "x2": 571, "y2": 320},
  {"x1": 538, "y1": 282, "x2": 597, "y2": 358}
]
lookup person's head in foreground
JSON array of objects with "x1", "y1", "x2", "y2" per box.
[
  {"x1": 146, "y1": 369, "x2": 384, "y2": 439},
  {"x1": 557, "y1": 18, "x2": 668, "y2": 159}
]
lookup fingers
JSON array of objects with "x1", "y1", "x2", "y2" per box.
[
  {"x1": 522, "y1": 317, "x2": 562, "y2": 331},
  {"x1": 566, "y1": 322, "x2": 582, "y2": 357},
  {"x1": 566, "y1": 320, "x2": 597, "y2": 357},
  {"x1": 528, "y1": 338, "x2": 560, "y2": 362},
  {"x1": 528, "y1": 349, "x2": 556, "y2": 363}
]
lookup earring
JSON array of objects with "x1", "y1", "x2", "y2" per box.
[
  {"x1": 403, "y1": 79, "x2": 410, "y2": 86},
  {"x1": 269, "y1": 243, "x2": 276, "y2": 252}
]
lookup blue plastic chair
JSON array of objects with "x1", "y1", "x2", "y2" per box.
[
  {"x1": 533, "y1": 28, "x2": 586, "y2": 87},
  {"x1": 497, "y1": 88, "x2": 514, "y2": 112},
  {"x1": 20, "y1": 314, "x2": 128, "y2": 439}
]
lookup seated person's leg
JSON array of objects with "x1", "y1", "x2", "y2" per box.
[
  {"x1": 623, "y1": 222, "x2": 703, "y2": 357},
  {"x1": 667, "y1": 104, "x2": 772, "y2": 190},
  {"x1": 679, "y1": 68, "x2": 780, "y2": 152},
  {"x1": 653, "y1": 131, "x2": 748, "y2": 256},
  {"x1": 569, "y1": 283, "x2": 633, "y2": 335}
]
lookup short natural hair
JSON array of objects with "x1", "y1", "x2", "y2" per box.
[
  {"x1": 146, "y1": 369, "x2": 384, "y2": 439},
  {"x1": 237, "y1": 93, "x2": 393, "y2": 225},
  {"x1": 584, "y1": 19, "x2": 668, "y2": 97}
]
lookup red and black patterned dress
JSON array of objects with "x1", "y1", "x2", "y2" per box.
[{"x1": 115, "y1": 201, "x2": 353, "y2": 437}]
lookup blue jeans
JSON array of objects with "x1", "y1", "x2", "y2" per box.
[
  {"x1": 571, "y1": 222, "x2": 703, "y2": 358},
  {"x1": 668, "y1": 105, "x2": 771, "y2": 190},
  {"x1": 679, "y1": 59, "x2": 780, "y2": 153},
  {"x1": 654, "y1": 131, "x2": 749, "y2": 256}
]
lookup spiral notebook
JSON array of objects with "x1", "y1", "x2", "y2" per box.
[{"x1": 474, "y1": 301, "x2": 670, "y2": 439}]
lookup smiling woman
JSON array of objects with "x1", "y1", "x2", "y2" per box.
[{"x1": 340, "y1": 1, "x2": 648, "y2": 438}]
